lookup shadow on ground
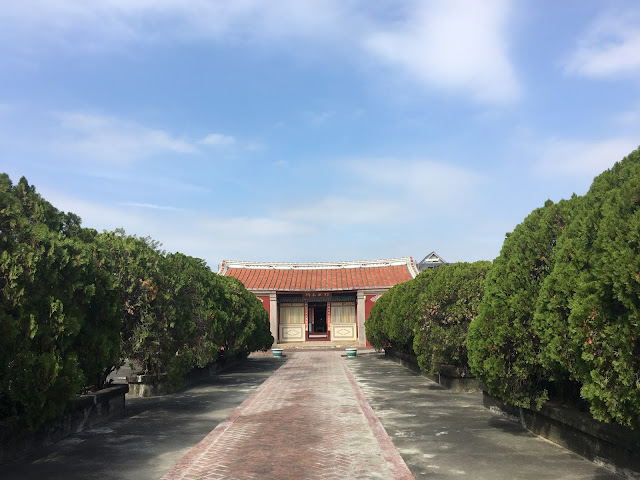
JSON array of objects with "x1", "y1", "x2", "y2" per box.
[
  {"x1": 345, "y1": 353, "x2": 620, "y2": 480},
  {"x1": 0, "y1": 357, "x2": 284, "y2": 480}
]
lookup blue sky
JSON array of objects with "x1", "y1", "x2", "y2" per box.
[{"x1": 2, "y1": 1, "x2": 640, "y2": 269}]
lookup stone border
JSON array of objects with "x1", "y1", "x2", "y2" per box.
[
  {"x1": 126, "y1": 355, "x2": 247, "y2": 398},
  {"x1": 483, "y1": 392, "x2": 640, "y2": 479},
  {"x1": 340, "y1": 355, "x2": 416, "y2": 479},
  {"x1": 384, "y1": 348, "x2": 481, "y2": 393},
  {"x1": 384, "y1": 347, "x2": 640, "y2": 478},
  {"x1": 0, "y1": 384, "x2": 128, "y2": 465}
]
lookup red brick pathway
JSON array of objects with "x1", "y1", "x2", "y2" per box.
[{"x1": 162, "y1": 351, "x2": 414, "y2": 480}]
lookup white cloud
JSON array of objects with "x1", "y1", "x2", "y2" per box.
[
  {"x1": 35, "y1": 185, "x2": 316, "y2": 266},
  {"x1": 32, "y1": 152, "x2": 493, "y2": 265},
  {"x1": 347, "y1": 157, "x2": 485, "y2": 208},
  {"x1": 36, "y1": 187, "x2": 150, "y2": 234},
  {"x1": 303, "y1": 110, "x2": 336, "y2": 125},
  {"x1": 199, "y1": 216, "x2": 306, "y2": 238},
  {"x1": 273, "y1": 157, "x2": 485, "y2": 234},
  {"x1": 200, "y1": 133, "x2": 236, "y2": 146},
  {"x1": 565, "y1": 11, "x2": 640, "y2": 78},
  {"x1": 1, "y1": 1, "x2": 519, "y2": 105},
  {"x1": 363, "y1": 0, "x2": 520, "y2": 103},
  {"x1": 0, "y1": 0, "x2": 354, "y2": 51},
  {"x1": 282, "y1": 196, "x2": 398, "y2": 226},
  {"x1": 613, "y1": 104, "x2": 640, "y2": 127},
  {"x1": 52, "y1": 111, "x2": 196, "y2": 163},
  {"x1": 170, "y1": 216, "x2": 302, "y2": 264},
  {"x1": 536, "y1": 137, "x2": 638, "y2": 178},
  {"x1": 245, "y1": 141, "x2": 266, "y2": 152},
  {"x1": 120, "y1": 202, "x2": 185, "y2": 212}
]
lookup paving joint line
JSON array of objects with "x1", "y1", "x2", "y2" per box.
[
  {"x1": 340, "y1": 354, "x2": 415, "y2": 480},
  {"x1": 161, "y1": 358, "x2": 288, "y2": 480}
]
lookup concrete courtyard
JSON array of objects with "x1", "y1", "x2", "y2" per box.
[{"x1": 0, "y1": 351, "x2": 622, "y2": 479}]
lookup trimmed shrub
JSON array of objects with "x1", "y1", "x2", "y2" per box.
[
  {"x1": 383, "y1": 280, "x2": 422, "y2": 353},
  {"x1": 413, "y1": 261, "x2": 490, "y2": 375},
  {"x1": 365, "y1": 280, "x2": 422, "y2": 354},
  {"x1": 468, "y1": 198, "x2": 576, "y2": 409},
  {"x1": 536, "y1": 148, "x2": 640, "y2": 429},
  {"x1": 163, "y1": 253, "x2": 225, "y2": 385},
  {"x1": 1, "y1": 173, "x2": 276, "y2": 437},
  {"x1": 95, "y1": 230, "x2": 169, "y2": 377},
  {"x1": 365, "y1": 289, "x2": 393, "y2": 349},
  {"x1": 73, "y1": 231, "x2": 122, "y2": 391},
  {"x1": 98, "y1": 234, "x2": 273, "y2": 387},
  {"x1": 215, "y1": 276, "x2": 273, "y2": 360},
  {"x1": 0, "y1": 176, "x2": 103, "y2": 433}
]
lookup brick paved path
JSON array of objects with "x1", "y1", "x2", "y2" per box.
[{"x1": 162, "y1": 351, "x2": 414, "y2": 480}]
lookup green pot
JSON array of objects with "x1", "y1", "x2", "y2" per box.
[
  {"x1": 272, "y1": 348, "x2": 283, "y2": 358},
  {"x1": 346, "y1": 348, "x2": 357, "y2": 358}
]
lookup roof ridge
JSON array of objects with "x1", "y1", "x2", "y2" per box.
[{"x1": 220, "y1": 257, "x2": 415, "y2": 270}]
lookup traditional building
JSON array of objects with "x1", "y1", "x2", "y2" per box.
[
  {"x1": 417, "y1": 251, "x2": 448, "y2": 272},
  {"x1": 218, "y1": 258, "x2": 419, "y2": 347}
]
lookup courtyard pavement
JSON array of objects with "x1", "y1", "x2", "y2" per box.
[
  {"x1": 0, "y1": 357, "x2": 283, "y2": 480},
  {"x1": 345, "y1": 353, "x2": 620, "y2": 480},
  {"x1": 1, "y1": 351, "x2": 624, "y2": 479}
]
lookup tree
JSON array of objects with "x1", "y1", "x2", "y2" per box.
[
  {"x1": 413, "y1": 261, "x2": 490, "y2": 375},
  {"x1": 536, "y1": 148, "x2": 640, "y2": 429},
  {"x1": 365, "y1": 281, "x2": 421, "y2": 354},
  {"x1": 365, "y1": 289, "x2": 393, "y2": 349},
  {"x1": 0, "y1": 176, "x2": 91, "y2": 432},
  {"x1": 95, "y1": 230, "x2": 168, "y2": 376},
  {"x1": 163, "y1": 253, "x2": 230, "y2": 385},
  {"x1": 468, "y1": 198, "x2": 576, "y2": 409},
  {"x1": 0, "y1": 172, "x2": 275, "y2": 435},
  {"x1": 72, "y1": 229, "x2": 121, "y2": 391},
  {"x1": 215, "y1": 276, "x2": 272, "y2": 360}
]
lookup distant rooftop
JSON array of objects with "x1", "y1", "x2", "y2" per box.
[
  {"x1": 417, "y1": 252, "x2": 448, "y2": 272},
  {"x1": 218, "y1": 257, "x2": 418, "y2": 292}
]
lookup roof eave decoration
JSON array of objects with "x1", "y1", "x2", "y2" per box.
[{"x1": 220, "y1": 257, "x2": 417, "y2": 274}]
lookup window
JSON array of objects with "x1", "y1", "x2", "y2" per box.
[
  {"x1": 331, "y1": 304, "x2": 355, "y2": 323},
  {"x1": 280, "y1": 305, "x2": 304, "y2": 324}
]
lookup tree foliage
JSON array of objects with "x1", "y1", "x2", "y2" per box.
[
  {"x1": 467, "y1": 146, "x2": 640, "y2": 430},
  {"x1": 468, "y1": 198, "x2": 576, "y2": 409},
  {"x1": 0, "y1": 175, "x2": 95, "y2": 432},
  {"x1": 365, "y1": 281, "x2": 421, "y2": 353},
  {"x1": 366, "y1": 261, "x2": 490, "y2": 377},
  {"x1": 0, "y1": 173, "x2": 273, "y2": 434},
  {"x1": 535, "y1": 149, "x2": 640, "y2": 429},
  {"x1": 413, "y1": 261, "x2": 490, "y2": 375},
  {"x1": 364, "y1": 290, "x2": 392, "y2": 350}
]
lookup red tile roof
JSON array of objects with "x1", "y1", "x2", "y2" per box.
[{"x1": 218, "y1": 258, "x2": 418, "y2": 292}]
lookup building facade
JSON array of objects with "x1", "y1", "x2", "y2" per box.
[{"x1": 218, "y1": 258, "x2": 418, "y2": 347}]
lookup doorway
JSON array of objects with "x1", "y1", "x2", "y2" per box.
[{"x1": 307, "y1": 302, "x2": 330, "y2": 340}]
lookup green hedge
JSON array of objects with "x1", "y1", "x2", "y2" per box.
[
  {"x1": 0, "y1": 174, "x2": 273, "y2": 435},
  {"x1": 366, "y1": 280, "x2": 421, "y2": 353},
  {"x1": 366, "y1": 261, "x2": 490, "y2": 376},
  {"x1": 469, "y1": 147, "x2": 640, "y2": 430},
  {"x1": 363, "y1": 288, "x2": 392, "y2": 349},
  {"x1": 535, "y1": 149, "x2": 640, "y2": 429},
  {"x1": 468, "y1": 198, "x2": 576, "y2": 409},
  {"x1": 0, "y1": 176, "x2": 98, "y2": 432},
  {"x1": 414, "y1": 261, "x2": 490, "y2": 375}
]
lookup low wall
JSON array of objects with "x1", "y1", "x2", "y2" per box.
[
  {"x1": 127, "y1": 355, "x2": 247, "y2": 398},
  {"x1": 1, "y1": 384, "x2": 128, "y2": 464},
  {"x1": 483, "y1": 392, "x2": 640, "y2": 479},
  {"x1": 384, "y1": 348, "x2": 481, "y2": 393}
]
